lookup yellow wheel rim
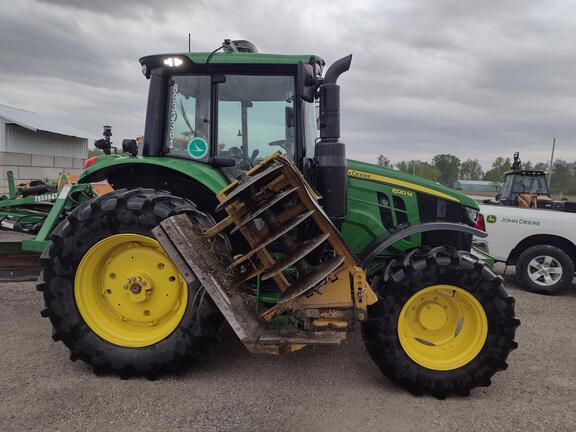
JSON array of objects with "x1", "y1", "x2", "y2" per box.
[
  {"x1": 75, "y1": 234, "x2": 188, "y2": 348},
  {"x1": 397, "y1": 285, "x2": 488, "y2": 371}
]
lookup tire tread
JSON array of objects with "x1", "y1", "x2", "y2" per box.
[
  {"x1": 38, "y1": 188, "x2": 227, "y2": 378},
  {"x1": 362, "y1": 246, "x2": 519, "y2": 398}
]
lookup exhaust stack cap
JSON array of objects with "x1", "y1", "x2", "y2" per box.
[{"x1": 323, "y1": 54, "x2": 352, "y2": 85}]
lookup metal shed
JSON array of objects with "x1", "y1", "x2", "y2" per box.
[
  {"x1": 0, "y1": 104, "x2": 93, "y2": 193},
  {"x1": 453, "y1": 179, "x2": 502, "y2": 193}
]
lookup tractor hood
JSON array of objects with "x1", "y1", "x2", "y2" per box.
[
  {"x1": 347, "y1": 159, "x2": 478, "y2": 209},
  {"x1": 79, "y1": 155, "x2": 478, "y2": 209}
]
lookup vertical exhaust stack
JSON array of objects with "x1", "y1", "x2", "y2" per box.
[{"x1": 316, "y1": 54, "x2": 352, "y2": 226}]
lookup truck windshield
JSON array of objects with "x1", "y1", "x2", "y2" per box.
[
  {"x1": 217, "y1": 75, "x2": 295, "y2": 170},
  {"x1": 512, "y1": 175, "x2": 548, "y2": 194}
]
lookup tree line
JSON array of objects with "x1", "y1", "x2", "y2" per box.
[{"x1": 376, "y1": 154, "x2": 576, "y2": 195}]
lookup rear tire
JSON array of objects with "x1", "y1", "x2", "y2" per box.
[
  {"x1": 362, "y1": 246, "x2": 519, "y2": 398},
  {"x1": 38, "y1": 188, "x2": 228, "y2": 378},
  {"x1": 516, "y1": 244, "x2": 574, "y2": 295}
]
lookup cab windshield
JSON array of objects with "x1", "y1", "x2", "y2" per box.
[
  {"x1": 165, "y1": 74, "x2": 296, "y2": 170},
  {"x1": 217, "y1": 74, "x2": 295, "y2": 169}
]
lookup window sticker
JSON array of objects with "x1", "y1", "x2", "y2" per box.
[{"x1": 187, "y1": 137, "x2": 209, "y2": 159}]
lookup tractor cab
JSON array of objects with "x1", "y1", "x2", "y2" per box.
[
  {"x1": 496, "y1": 152, "x2": 552, "y2": 208},
  {"x1": 139, "y1": 39, "x2": 326, "y2": 178},
  {"x1": 137, "y1": 39, "x2": 351, "y2": 223}
]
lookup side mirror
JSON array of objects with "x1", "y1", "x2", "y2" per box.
[
  {"x1": 122, "y1": 139, "x2": 138, "y2": 156},
  {"x1": 297, "y1": 61, "x2": 317, "y2": 103}
]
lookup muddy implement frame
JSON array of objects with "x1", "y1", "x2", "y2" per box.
[{"x1": 0, "y1": 171, "x2": 96, "y2": 281}]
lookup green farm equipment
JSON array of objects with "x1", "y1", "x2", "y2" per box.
[
  {"x1": 486, "y1": 152, "x2": 576, "y2": 212},
  {"x1": 0, "y1": 170, "x2": 96, "y2": 280},
  {"x1": 35, "y1": 40, "x2": 518, "y2": 398}
]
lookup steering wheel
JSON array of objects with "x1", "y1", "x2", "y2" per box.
[
  {"x1": 225, "y1": 146, "x2": 253, "y2": 170},
  {"x1": 269, "y1": 139, "x2": 290, "y2": 151},
  {"x1": 250, "y1": 149, "x2": 260, "y2": 165}
]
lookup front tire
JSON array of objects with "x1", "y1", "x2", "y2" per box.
[
  {"x1": 516, "y1": 244, "x2": 574, "y2": 295},
  {"x1": 362, "y1": 246, "x2": 519, "y2": 398},
  {"x1": 38, "y1": 188, "x2": 227, "y2": 378}
]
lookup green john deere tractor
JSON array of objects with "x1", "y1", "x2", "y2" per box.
[{"x1": 39, "y1": 39, "x2": 519, "y2": 398}]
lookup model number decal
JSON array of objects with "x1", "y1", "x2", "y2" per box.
[
  {"x1": 392, "y1": 188, "x2": 414, "y2": 198},
  {"x1": 347, "y1": 169, "x2": 459, "y2": 202}
]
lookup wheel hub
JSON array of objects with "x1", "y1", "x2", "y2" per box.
[
  {"x1": 418, "y1": 302, "x2": 447, "y2": 331},
  {"x1": 122, "y1": 274, "x2": 152, "y2": 303},
  {"x1": 75, "y1": 234, "x2": 188, "y2": 347},
  {"x1": 398, "y1": 285, "x2": 488, "y2": 371},
  {"x1": 528, "y1": 255, "x2": 563, "y2": 286}
]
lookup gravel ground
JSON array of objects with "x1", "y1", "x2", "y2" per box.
[{"x1": 1, "y1": 266, "x2": 575, "y2": 432}]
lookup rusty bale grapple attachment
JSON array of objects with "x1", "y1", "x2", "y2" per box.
[{"x1": 153, "y1": 153, "x2": 377, "y2": 354}]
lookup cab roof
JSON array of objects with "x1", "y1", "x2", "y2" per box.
[
  {"x1": 504, "y1": 170, "x2": 548, "y2": 176},
  {"x1": 139, "y1": 51, "x2": 325, "y2": 72}
]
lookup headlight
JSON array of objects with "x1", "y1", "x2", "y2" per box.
[{"x1": 163, "y1": 57, "x2": 184, "y2": 67}]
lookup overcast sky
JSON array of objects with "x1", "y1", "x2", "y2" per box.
[{"x1": 1, "y1": 0, "x2": 575, "y2": 169}]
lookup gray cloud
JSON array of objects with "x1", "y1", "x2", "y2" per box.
[
  {"x1": 1, "y1": 0, "x2": 575, "y2": 169},
  {"x1": 36, "y1": 0, "x2": 202, "y2": 18}
]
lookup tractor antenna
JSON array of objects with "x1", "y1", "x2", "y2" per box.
[{"x1": 188, "y1": 33, "x2": 191, "y2": 52}]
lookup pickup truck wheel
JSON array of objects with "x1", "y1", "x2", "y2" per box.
[{"x1": 516, "y1": 245, "x2": 575, "y2": 295}]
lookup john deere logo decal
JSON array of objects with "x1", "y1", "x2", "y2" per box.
[
  {"x1": 187, "y1": 137, "x2": 208, "y2": 159},
  {"x1": 487, "y1": 215, "x2": 497, "y2": 223}
]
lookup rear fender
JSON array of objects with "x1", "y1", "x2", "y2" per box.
[{"x1": 79, "y1": 156, "x2": 228, "y2": 213}]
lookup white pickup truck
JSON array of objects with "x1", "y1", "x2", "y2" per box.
[{"x1": 475, "y1": 205, "x2": 576, "y2": 294}]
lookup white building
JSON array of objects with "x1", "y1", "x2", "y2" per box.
[{"x1": 0, "y1": 104, "x2": 93, "y2": 193}]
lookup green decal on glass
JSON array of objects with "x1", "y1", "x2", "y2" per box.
[{"x1": 187, "y1": 138, "x2": 208, "y2": 159}]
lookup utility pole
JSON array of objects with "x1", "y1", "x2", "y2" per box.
[{"x1": 548, "y1": 137, "x2": 556, "y2": 187}]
